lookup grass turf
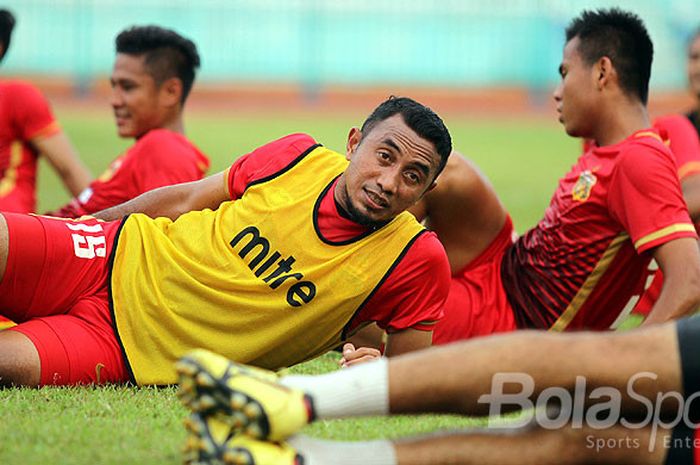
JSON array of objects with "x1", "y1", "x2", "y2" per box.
[{"x1": 2, "y1": 105, "x2": 579, "y2": 464}]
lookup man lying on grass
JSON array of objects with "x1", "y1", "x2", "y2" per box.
[{"x1": 0, "y1": 96, "x2": 452, "y2": 387}]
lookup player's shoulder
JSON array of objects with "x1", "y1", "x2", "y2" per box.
[
  {"x1": 133, "y1": 129, "x2": 199, "y2": 156},
  {"x1": 405, "y1": 229, "x2": 450, "y2": 268},
  {"x1": 0, "y1": 79, "x2": 48, "y2": 104},
  {"x1": 0, "y1": 79, "x2": 43, "y2": 94},
  {"x1": 618, "y1": 129, "x2": 672, "y2": 160},
  {"x1": 654, "y1": 113, "x2": 695, "y2": 132},
  {"x1": 262, "y1": 133, "x2": 319, "y2": 155},
  {"x1": 137, "y1": 128, "x2": 184, "y2": 146},
  {"x1": 653, "y1": 113, "x2": 698, "y2": 146}
]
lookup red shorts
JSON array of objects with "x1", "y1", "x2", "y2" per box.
[
  {"x1": 632, "y1": 269, "x2": 663, "y2": 317},
  {"x1": 433, "y1": 216, "x2": 518, "y2": 344},
  {"x1": 0, "y1": 213, "x2": 129, "y2": 385}
]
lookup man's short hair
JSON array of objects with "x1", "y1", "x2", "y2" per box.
[
  {"x1": 360, "y1": 96, "x2": 452, "y2": 179},
  {"x1": 565, "y1": 8, "x2": 653, "y2": 105},
  {"x1": 116, "y1": 25, "x2": 200, "y2": 105},
  {"x1": 0, "y1": 9, "x2": 16, "y2": 63}
]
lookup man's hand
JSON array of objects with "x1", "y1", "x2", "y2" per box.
[{"x1": 339, "y1": 343, "x2": 381, "y2": 368}]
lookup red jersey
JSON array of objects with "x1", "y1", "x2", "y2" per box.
[
  {"x1": 501, "y1": 129, "x2": 696, "y2": 330},
  {"x1": 50, "y1": 129, "x2": 209, "y2": 218},
  {"x1": 226, "y1": 133, "x2": 450, "y2": 334},
  {"x1": 656, "y1": 114, "x2": 700, "y2": 182},
  {"x1": 0, "y1": 80, "x2": 60, "y2": 213},
  {"x1": 631, "y1": 115, "x2": 700, "y2": 317}
]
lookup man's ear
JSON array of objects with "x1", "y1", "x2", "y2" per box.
[
  {"x1": 160, "y1": 77, "x2": 183, "y2": 107},
  {"x1": 346, "y1": 127, "x2": 362, "y2": 161},
  {"x1": 595, "y1": 56, "x2": 615, "y2": 91},
  {"x1": 425, "y1": 180, "x2": 438, "y2": 194}
]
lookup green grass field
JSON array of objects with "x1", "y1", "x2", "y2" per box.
[{"x1": 1, "y1": 104, "x2": 581, "y2": 465}]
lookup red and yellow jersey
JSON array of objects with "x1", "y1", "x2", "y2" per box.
[
  {"x1": 502, "y1": 129, "x2": 696, "y2": 330},
  {"x1": 655, "y1": 114, "x2": 700, "y2": 182},
  {"x1": 630, "y1": 115, "x2": 700, "y2": 317},
  {"x1": 110, "y1": 139, "x2": 432, "y2": 385},
  {"x1": 0, "y1": 80, "x2": 60, "y2": 213},
  {"x1": 50, "y1": 129, "x2": 209, "y2": 218}
]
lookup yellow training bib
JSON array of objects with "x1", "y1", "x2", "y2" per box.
[{"x1": 111, "y1": 144, "x2": 425, "y2": 385}]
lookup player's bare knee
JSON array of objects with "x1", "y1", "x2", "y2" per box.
[{"x1": 0, "y1": 330, "x2": 41, "y2": 387}]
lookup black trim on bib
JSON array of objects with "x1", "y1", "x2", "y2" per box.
[
  {"x1": 107, "y1": 215, "x2": 137, "y2": 385},
  {"x1": 341, "y1": 229, "x2": 428, "y2": 339},
  {"x1": 312, "y1": 175, "x2": 392, "y2": 246},
  {"x1": 243, "y1": 143, "x2": 322, "y2": 193}
]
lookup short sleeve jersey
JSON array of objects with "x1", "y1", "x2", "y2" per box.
[
  {"x1": 50, "y1": 129, "x2": 210, "y2": 218},
  {"x1": 0, "y1": 80, "x2": 60, "y2": 213},
  {"x1": 655, "y1": 114, "x2": 700, "y2": 182},
  {"x1": 501, "y1": 129, "x2": 697, "y2": 330}
]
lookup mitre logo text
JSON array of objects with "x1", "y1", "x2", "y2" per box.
[{"x1": 229, "y1": 225, "x2": 317, "y2": 307}]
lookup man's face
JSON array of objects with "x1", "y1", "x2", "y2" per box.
[
  {"x1": 688, "y1": 35, "x2": 700, "y2": 100},
  {"x1": 552, "y1": 37, "x2": 599, "y2": 138},
  {"x1": 337, "y1": 114, "x2": 440, "y2": 227},
  {"x1": 110, "y1": 53, "x2": 167, "y2": 138}
]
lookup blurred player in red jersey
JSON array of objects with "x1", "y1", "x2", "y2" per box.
[
  {"x1": 0, "y1": 9, "x2": 91, "y2": 214},
  {"x1": 0, "y1": 9, "x2": 92, "y2": 330},
  {"x1": 631, "y1": 28, "x2": 700, "y2": 317},
  {"x1": 47, "y1": 25, "x2": 209, "y2": 218},
  {"x1": 342, "y1": 8, "x2": 700, "y2": 365}
]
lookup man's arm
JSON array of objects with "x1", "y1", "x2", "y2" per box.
[
  {"x1": 409, "y1": 151, "x2": 507, "y2": 274},
  {"x1": 30, "y1": 131, "x2": 91, "y2": 196},
  {"x1": 341, "y1": 328, "x2": 432, "y2": 367},
  {"x1": 384, "y1": 328, "x2": 433, "y2": 356},
  {"x1": 681, "y1": 173, "x2": 700, "y2": 222},
  {"x1": 644, "y1": 237, "x2": 700, "y2": 325},
  {"x1": 93, "y1": 170, "x2": 229, "y2": 222}
]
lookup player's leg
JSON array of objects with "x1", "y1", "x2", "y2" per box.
[
  {"x1": 1, "y1": 293, "x2": 130, "y2": 387},
  {"x1": 182, "y1": 422, "x2": 672, "y2": 465},
  {"x1": 0, "y1": 213, "x2": 120, "y2": 386},
  {"x1": 387, "y1": 323, "x2": 682, "y2": 416},
  {"x1": 176, "y1": 320, "x2": 685, "y2": 441},
  {"x1": 392, "y1": 425, "x2": 669, "y2": 465},
  {"x1": 0, "y1": 330, "x2": 40, "y2": 386},
  {"x1": 0, "y1": 214, "x2": 16, "y2": 330}
]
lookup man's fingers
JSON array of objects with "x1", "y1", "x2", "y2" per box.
[{"x1": 344, "y1": 354, "x2": 381, "y2": 367}]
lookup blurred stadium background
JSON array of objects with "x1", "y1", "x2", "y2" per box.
[
  {"x1": 3, "y1": 1, "x2": 698, "y2": 96},
  {"x1": 1, "y1": 0, "x2": 698, "y2": 223}
]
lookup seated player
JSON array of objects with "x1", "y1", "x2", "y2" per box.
[
  {"x1": 0, "y1": 9, "x2": 92, "y2": 330},
  {"x1": 0, "y1": 9, "x2": 91, "y2": 214},
  {"x1": 0, "y1": 96, "x2": 453, "y2": 387},
  {"x1": 47, "y1": 25, "x2": 209, "y2": 218},
  {"x1": 174, "y1": 314, "x2": 700, "y2": 465},
  {"x1": 629, "y1": 25, "x2": 700, "y2": 317},
  {"x1": 344, "y1": 8, "x2": 700, "y2": 363}
]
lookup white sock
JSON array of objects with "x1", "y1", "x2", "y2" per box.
[
  {"x1": 289, "y1": 434, "x2": 397, "y2": 465},
  {"x1": 280, "y1": 358, "x2": 389, "y2": 419}
]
